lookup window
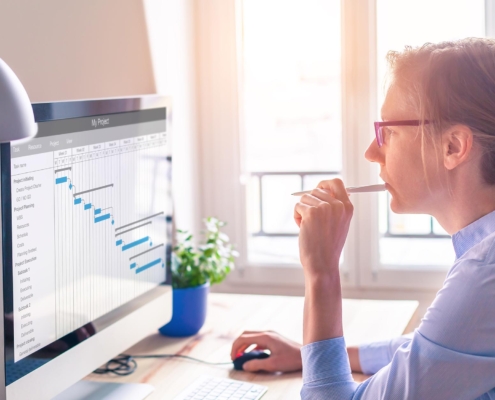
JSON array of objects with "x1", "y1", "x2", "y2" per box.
[
  {"x1": 196, "y1": 0, "x2": 493, "y2": 292},
  {"x1": 240, "y1": 0, "x2": 342, "y2": 265}
]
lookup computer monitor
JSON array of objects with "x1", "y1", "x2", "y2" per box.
[{"x1": 0, "y1": 96, "x2": 173, "y2": 399}]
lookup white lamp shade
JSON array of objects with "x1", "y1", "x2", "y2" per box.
[{"x1": 0, "y1": 58, "x2": 37, "y2": 142}]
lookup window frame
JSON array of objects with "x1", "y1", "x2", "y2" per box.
[{"x1": 196, "y1": 0, "x2": 494, "y2": 293}]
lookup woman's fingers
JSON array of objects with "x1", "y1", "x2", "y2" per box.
[
  {"x1": 231, "y1": 333, "x2": 274, "y2": 360},
  {"x1": 300, "y1": 193, "x2": 323, "y2": 206},
  {"x1": 231, "y1": 331, "x2": 303, "y2": 373},
  {"x1": 295, "y1": 180, "x2": 352, "y2": 223},
  {"x1": 294, "y1": 202, "x2": 314, "y2": 222},
  {"x1": 317, "y1": 179, "x2": 353, "y2": 212},
  {"x1": 294, "y1": 202, "x2": 312, "y2": 227},
  {"x1": 294, "y1": 178, "x2": 354, "y2": 276}
]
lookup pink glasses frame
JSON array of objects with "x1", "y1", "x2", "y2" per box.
[{"x1": 374, "y1": 120, "x2": 430, "y2": 147}]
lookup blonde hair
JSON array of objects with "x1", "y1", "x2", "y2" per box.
[{"x1": 387, "y1": 38, "x2": 495, "y2": 186}]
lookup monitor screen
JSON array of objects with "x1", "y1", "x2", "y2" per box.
[{"x1": 1, "y1": 101, "x2": 171, "y2": 385}]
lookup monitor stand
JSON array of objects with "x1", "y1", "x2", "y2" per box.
[{"x1": 53, "y1": 380, "x2": 154, "y2": 400}]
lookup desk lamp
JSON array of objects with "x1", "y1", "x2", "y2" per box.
[{"x1": 0, "y1": 58, "x2": 37, "y2": 142}]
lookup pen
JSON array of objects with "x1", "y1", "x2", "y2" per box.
[{"x1": 291, "y1": 183, "x2": 387, "y2": 196}]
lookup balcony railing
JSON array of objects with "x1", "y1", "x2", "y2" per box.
[{"x1": 249, "y1": 172, "x2": 450, "y2": 239}]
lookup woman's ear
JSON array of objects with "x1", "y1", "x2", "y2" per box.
[{"x1": 442, "y1": 125, "x2": 473, "y2": 170}]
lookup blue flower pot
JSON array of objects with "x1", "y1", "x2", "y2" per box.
[{"x1": 159, "y1": 282, "x2": 209, "y2": 337}]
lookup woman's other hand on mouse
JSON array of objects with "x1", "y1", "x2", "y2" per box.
[
  {"x1": 230, "y1": 331, "x2": 302, "y2": 372},
  {"x1": 294, "y1": 178, "x2": 353, "y2": 278}
]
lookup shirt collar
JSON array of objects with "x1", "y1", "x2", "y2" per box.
[{"x1": 452, "y1": 209, "x2": 495, "y2": 260}]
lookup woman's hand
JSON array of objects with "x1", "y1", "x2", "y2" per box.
[
  {"x1": 230, "y1": 331, "x2": 302, "y2": 372},
  {"x1": 295, "y1": 179, "x2": 353, "y2": 344},
  {"x1": 294, "y1": 178, "x2": 353, "y2": 278}
]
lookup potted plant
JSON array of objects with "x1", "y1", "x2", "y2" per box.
[{"x1": 159, "y1": 217, "x2": 238, "y2": 337}]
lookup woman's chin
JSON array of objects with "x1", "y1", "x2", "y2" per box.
[
  {"x1": 389, "y1": 197, "x2": 407, "y2": 214},
  {"x1": 389, "y1": 196, "x2": 419, "y2": 214}
]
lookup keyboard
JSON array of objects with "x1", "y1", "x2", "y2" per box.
[{"x1": 173, "y1": 375, "x2": 268, "y2": 400}]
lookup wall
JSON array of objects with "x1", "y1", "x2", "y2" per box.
[
  {"x1": 143, "y1": 0, "x2": 201, "y2": 237},
  {"x1": 0, "y1": 0, "x2": 155, "y2": 102}
]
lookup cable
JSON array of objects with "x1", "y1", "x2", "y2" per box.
[
  {"x1": 93, "y1": 354, "x2": 137, "y2": 376},
  {"x1": 129, "y1": 354, "x2": 234, "y2": 365},
  {"x1": 93, "y1": 353, "x2": 233, "y2": 376}
]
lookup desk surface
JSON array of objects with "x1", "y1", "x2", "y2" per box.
[{"x1": 87, "y1": 293, "x2": 418, "y2": 399}]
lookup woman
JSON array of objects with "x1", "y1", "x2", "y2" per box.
[{"x1": 231, "y1": 38, "x2": 495, "y2": 399}]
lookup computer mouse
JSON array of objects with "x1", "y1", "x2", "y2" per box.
[{"x1": 233, "y1": 350, "x2": 270, "y2": 371}]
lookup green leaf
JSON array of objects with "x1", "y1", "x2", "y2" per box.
[{"x1": 171, "y1": 217, "x2": 238, "y2": 289}]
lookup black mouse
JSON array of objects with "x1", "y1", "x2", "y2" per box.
[{"x1": 233, "y1": 350, "x2": 270, "y2": 371}]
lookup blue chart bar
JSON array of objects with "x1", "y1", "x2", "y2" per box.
[
  {"x1": 55, "y1": 177, "x2": 68, "y2": 184},
  {"x1": 135, "y1": 258, "x2": 161, "y2": 274},
  {"x1": 122, "y1": 236, "x2": 149, "y2": 251},
  {"x1": 74, "y1": 198, "x2": 82, "y2": 205},
  {"x1": 84, "y1": 203, "x2": 92, "y2": 210},
  {"x1": 130, "y1": 262, "x2": 136, "y2": 269},
  {"x1": 94, "y1": 208, "x2": 101, "y2": 215},
  {"x1": 116, "y1": 239, "x2": 123, "y2": 246},
  {"x1": 94, "y1": 213, "x2": 110, "y2": 223}
]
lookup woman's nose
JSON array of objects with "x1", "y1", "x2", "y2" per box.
[{"x1": 364, "y1": 139, "x2": 384, "y2": 164}]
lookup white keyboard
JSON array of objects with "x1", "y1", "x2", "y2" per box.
[{"x1": 173, "y1": 375, "x2": 268, "y2": 400}]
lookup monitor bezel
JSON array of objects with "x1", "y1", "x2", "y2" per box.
[
  {"x1": 32, "y1": 96, "x2": 170, "y2": 123},
  {"x1": 1, "y1": 95, "x2": 173, "y2": 399}
]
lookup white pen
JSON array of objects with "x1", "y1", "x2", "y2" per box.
[{"x1": 291, "y1": 183, "x2": 387, "y2": 196}]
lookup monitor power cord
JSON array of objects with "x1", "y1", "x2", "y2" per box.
[{"x1": 93, "y1": 354, "x2": 233, "y2": 376}]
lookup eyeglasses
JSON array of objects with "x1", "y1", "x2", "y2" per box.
[{"x1": 374, "y1": 120, "x2": 430, "y2": 147}]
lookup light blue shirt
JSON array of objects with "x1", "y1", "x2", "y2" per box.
[{"x1": 301, "y1": 209, "x2": 495, "y2": 399}]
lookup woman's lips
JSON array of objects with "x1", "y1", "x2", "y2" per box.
[{"x1": 379, "y1": 175, "x2": 391, "y2": 191}]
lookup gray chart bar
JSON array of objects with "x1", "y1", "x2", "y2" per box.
[
  {"x1": 115, "y1": 222, "x2": 152, "y2": 237},
  {"x1": 54, "y1": 167, "x2": 72, "y2": 173},
  {"x1": 129, "y1": 244, "x2": 164, "y2": 261},
  {"x1": 115, "y1": 212, "x2": 164, "y2": 231},
  {"x1": 73, "y1": 184, "x2": 113, "y2": 197}
]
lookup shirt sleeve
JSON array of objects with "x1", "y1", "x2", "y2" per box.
[
  {"x1": 300, "y1": 260, "x2": 495, "y2": 399},
  {"x1": 358, "y1": 333, "x2": 413, "y2": 374}
]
